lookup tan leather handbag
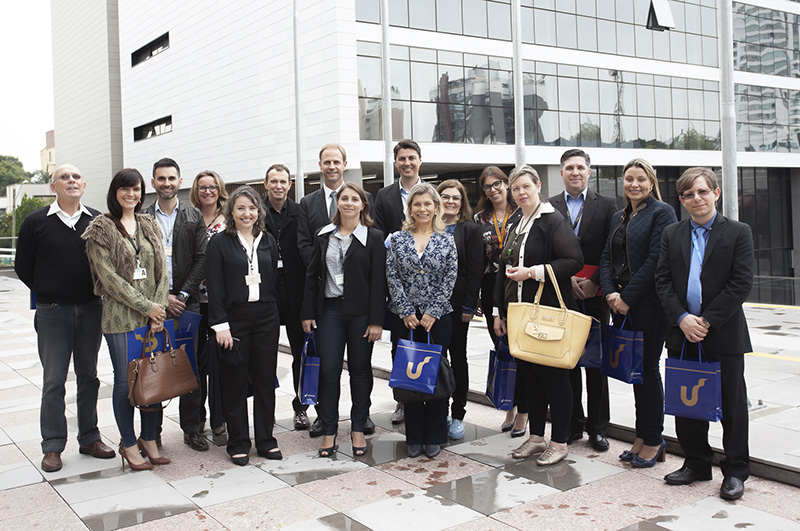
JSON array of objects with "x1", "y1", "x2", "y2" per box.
[
  {"x1": 127, "y1": 330, "x2": 199, "y2": 408},
  {"x1": 506, "y1": 264, "x2": 593, "y2": 369}
]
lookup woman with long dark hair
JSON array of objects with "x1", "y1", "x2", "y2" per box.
[{"x1": 83, "y1": 168, "x2": 170, "y2": 470}]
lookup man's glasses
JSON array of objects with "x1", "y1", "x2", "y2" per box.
[
  {"x1": 58, "y1": 173, "x2": 82, "y2": 181},
  {"x1": 198, "y1": 185, "x2": 219, "y2": 193},
  {"x1": 481, "y1": 181, "x2": 505, "y2": 192},
  {"x1": 681, "y1": 189, "x2": 712, "y2": 201}
]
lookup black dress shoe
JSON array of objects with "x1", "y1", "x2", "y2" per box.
[
  {"x1": 258, "y1": 448, "x2": 283, "y2": 460},
  {"x1": 184, "y1": 431, "x2": 210, "y2": 451},
  {"x1": 424, "y1": 444, "x2": 441, "y2": 458},
  {"x1": 589, "y1": 434, "x2": 609, "y2": 452},
  {"x1": 231, "y1": 454, "x2": 249, "y2": 466},
  {"x1": 407, "y1": 444, "x2": 423, "y2": 458},
  {"x1": 293, "y1": 411, "x2": 311, "y2": 430},
  {"x1": 664, "y1": 466, "x2": 712, "y2": 485},
  {"x1": 309, "y1": 417, "x2": 323, "y2": 438},
  {"x1": 364, "y1": 416, "x2": 376, "y2": 435},
  {"x1": 720, "y1": 477, "x2": 744, "y2": 500},
  {"x1": 566, "y1": 431, "x2": 583, "y2": 445}
]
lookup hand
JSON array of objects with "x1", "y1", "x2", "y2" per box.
[
  {"x1": 302, "y1": 319, "x2": 317, "y2": 334},
  {"x1": 606, "y1": 292, "x2": 629, "y2": 315},
  {"x1": 420, "y1": 313, "x2": 437, "y2": 332},
  {"x1": 475, "y1": 301, "x2": 484, "y2": 317},
  {"x1": 363, "y1": 324, "x2": 383, "y2": 342},
  {"x1": 147, "y1": 303, "x2": 166, "y2": 323},
  {"x1": 505, "y1": 266, "x2": 532, "y2": 283},
  {"x1": 149, "y1": 319, "x2": 164, "y2": 334},
  {"x1": 493, "y1": 316, "x2": 507, "y2": 337},
  {"x1": 679, "y1": 314, "x2": 710, "y2": 343},
  {"x1": 571, "y1": 276, "x2": 584, "y2": 300},
  {"x1": 576, "y1": 278, "x2": 599, "y2": 299},
  {"x1": 402, "y1": 314, "x2": 420, "y2": 329},
  {"x1": 460, "y1": 312, "x2": 474, "y2": 323},
  {"x1": 216, "y1": 329, "x2": 233, "y2": 350},
  {"x1": 166, "y1": 294, "x2": 186, "y2": 317}
]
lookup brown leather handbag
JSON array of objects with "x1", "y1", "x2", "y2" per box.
[{"x1": 127, "y1": 330, "x2": 199, "y2": 408}]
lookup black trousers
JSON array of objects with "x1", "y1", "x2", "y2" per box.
[
  {"x1": 391, "y1": 312, "x2": 452, "y2": 446},
  {"x1": 276, "y1": 275, "x2": 308, "y2": 413},
  {"x1": 569, "y1": 296, "x2": 610, "y2": 437},
  {"x1": 198, "y1": 303, "x2": 225, "y2": 430},
  {"x1": 668, "y1": 344, "x2": 750, "y2": 481},
  {"x1": 315, "y1": 299, "x2": 374, "y2": 435},
  {"x1": 522, "y1": 360, "x2": 573, "y2": 444},
  {"x1": 220, "y1": 302, "x2": 280, "y2": 456},
  {"x1": 449, "y1": 312, "x2": 470, "y2": 421},
  {"x1": 480, "y1": 272, "x2": 498, "y2": 346}
]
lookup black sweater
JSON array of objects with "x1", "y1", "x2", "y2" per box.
[{"x1": 15, "y1": 205, "x2": 101, "y2": 304}]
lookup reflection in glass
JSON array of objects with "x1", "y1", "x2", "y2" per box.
[
  {"x1": 579, "y1": 113, "x2": 601, "y2": 147},
  {"x1": 704, "y1": 91, "x2": 720, "y2": 121},
  {"x1": 536, "y1": 75, "x2": 559, "y2": 111},
  {"x1": 435, "y1": 103, "x2": 465, "y2": 142},
  {"x1": 600, "y1": 114, "x2": 618, "y2": 147},
  {"x1": 359, "y1": 98, "x2": 382, "y2": 140},
  {"x1": 411, "y1": 62, "x2": 438, "y2": 101},
  {"x1": 558, "y1": 76, "x2": 579, "y2": 112},
  {"x1": 620, "y1": 81, "x2": 636, "y2": 116},
  {"x1": 672, "y1": 88, "x2": 688, "y2": 119},
  {"x1": 638, "y1": 117, "x2": 656, "y2": 148},
  {"x1": 599, "y1": 81, "x2": 618, "y2": 114},
  {"x1": 535, "y1": 9, "x2": 556, "y2": 46},
  {"x1": 619, "y1": 116, "x2": 636, "y2": 148},
  {"x1": 560, "y1": 112, "x2": 580, "y2": 146},
  {"x1": 392, "y1": 100, "x2": 412, "y2": 140},
  {"x1": 672, "y1": 119, "x2": 689, "y2": 149},
  {"x1": 539, "y1": 110, "x2": 559, "y2": 145},
  {"x1": 688, "y1": 90, "x2": 704, "y2": 120},
  {"x1": 412, "y1": 101, "x2": 438, "y2": 141},
  {"x1": 579, "y1": 79, "x2": 599, "y2": 114},
  {"x1": 655, "y1": 86, "x2": 672, "y2": 117},
  {"x1": 357, "y1": 56, "x2": 382, "y2": 98},
  {"x1": 437, "y1": 0, "x2": 462, "y2": 34},
  {"x1": 656, "y1": 118, "x2": 673, "y2": 148},
  {"x1": 637, "y1": 84, "x2": 654, "y2": 116}
]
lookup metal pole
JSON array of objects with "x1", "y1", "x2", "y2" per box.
[
  {"x1": 718, "y1": 0, "x2": 738, "y2": 220},
  {"x1": 293, "y1": 0, "x2": 305, "y2": 201},
  {"x1": 381, "y1": 0, "x2": 394, "y2": 187},
  {"x1": 11, "y1": 187, "x2": 16, "y2": 250},
  {"x1": 511, "y1": 0, "x2": 525, "y2": 167}
]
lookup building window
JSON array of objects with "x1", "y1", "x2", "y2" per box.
[
  {"x1": 133, "y1": 116, "x2": 172, "y2": 141},
  {"x1": 132, "y1": 33, "x2": 169, "y2": 67}
]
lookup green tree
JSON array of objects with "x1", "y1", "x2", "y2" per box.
[
  {"x1": 0, "y1": 155, "x2": 33, "y2": 196},
  {"x1": 0, "y1": 194, "x2": 51, "y2": 248}
]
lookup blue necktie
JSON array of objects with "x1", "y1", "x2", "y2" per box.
[{"x1": 686, "y1": 227, "x2": 707, "y2": 315}]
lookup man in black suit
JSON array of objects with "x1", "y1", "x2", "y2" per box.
[
  {"x1": 656, "y1": 167, "x2": 753, "y2": 501},
  {"x1": 297, "y1": 143, "x2": 375, "y2": 436},
  {"x1": 373, "y1": 139, "x2": 424, "y2": 425},
  {"x1": 548, "y1": 149, "x2": 617, "y2": 452},
  {"x1": 264, "y1": 164, "x2": 309, "y2": 431}
]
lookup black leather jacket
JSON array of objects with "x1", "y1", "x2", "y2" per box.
[{"x1": 142, "y1": 199, "x2": 207, "y2": 301}]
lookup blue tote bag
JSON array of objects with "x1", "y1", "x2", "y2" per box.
[
  {"x1": 601, "y1": 315, "x2": 644, "y2": 384},
  {"x1": 577, "y1": 302, "x2": 602, "y2": 369},
  {"x1": 665, "y1": 341, "x2": 723, "y2": 422},
  {"x1": 485, "y1": 335, "x2": 517, "y2": 410},
  {"x1": 389, "y1": 332, "x2": 443, "y2": 395},
  {"x1": 298, "y1": 333, "x2": 320, "y2": 405}
]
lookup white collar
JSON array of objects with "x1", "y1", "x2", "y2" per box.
[
  {"x1": 155, "y1": 198, "x2": 179, "y2": 216},
  {"x1": 322, "y1": 182, "x2": 342, "y2": 199},
  {"x1": 47, "y1": 201, "x2": 91, "y2": 218},
  {"x1": 399, "y1": 177, "x2": 422, "y2": 194},
  {"x1": 318, "y1": 222, "x2": 368, "y2": 246}
]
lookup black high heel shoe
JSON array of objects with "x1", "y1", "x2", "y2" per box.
[
  {"x1": 351, "y1": 433, "x2": 367, "y2": 457},
  {"x1": 319, "y1": 435, "x2": 338, "y2": 458}
]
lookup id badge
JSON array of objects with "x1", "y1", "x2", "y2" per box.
[
  {"x1": 245, "y1": 272, "x2": 262, "y2": 286},
  {"x1": 164, "y1": 246, "x2": 172, "y2": 257},
  {"x1": 277, "y1": 259, "x2": 284, "y2": 269},
  {"x1": 133, "y1": 267, "x2": 147, "y2": 280},
  {"x1": 334, "y1": 273, "x2": 344, "y2": 285}
]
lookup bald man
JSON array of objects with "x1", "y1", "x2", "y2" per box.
[{"x1": 15, "y1": 164, "x2": 116, "y2": 473}]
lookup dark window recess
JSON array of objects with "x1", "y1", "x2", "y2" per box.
[
  {"x1": 132, "y1": 33, "x2": 169, "y2": 66},
  {"x1": 133, "y1": 116, "x2": 172, "y2": 141}
]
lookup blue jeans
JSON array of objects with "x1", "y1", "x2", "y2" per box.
[
  {"x1": 35, "y1": 300, "x2": 103, "y2": 453},
  {"x1": 105, "y1": 332, "x2": 159, "y2": 448}
]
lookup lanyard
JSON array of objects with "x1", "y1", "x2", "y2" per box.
[
  {"x1": 567, "y1": 200, "x2": 584, "y2": 233},
  {"x1": 506, "y1": 202, "x2": 541, "y2": 259},
  {"x1": 156, "y1": 210, "x2": 175, "y2": 244},
  {"x1": 492, "y1": 207, "x2": 510, "y2": 248},
  {"x1": 126, "y1": 220, "x2": 141, "y2": 260},
  {"x1": 238, "y1": 233, "x2": 258, "y2": 272},
  {"x1": 204, "y1": 212, "x2": 221, "y2": 233}
]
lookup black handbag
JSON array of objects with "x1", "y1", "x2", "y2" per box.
[{"x1": 392, "y1": 355, "x2": 455, "y2": 403}]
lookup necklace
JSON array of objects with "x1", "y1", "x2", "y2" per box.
[{"x1": 506, "y1": 202, "x2": 542, "y2": 259}]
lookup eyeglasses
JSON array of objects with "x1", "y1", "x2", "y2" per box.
[
  {"x1": 58, "y1": 173, "x2": 82, "y2": 181},
  {"x1": 481, "y1": 181, "x2": 505, "y2": 192},
  {"x1": 681, "y1": 189, "x2": 712, "y2": 201},
  {"x1": 198, "y1": 185, "x2": 219, "y2": 193},
  {"x1": 440, "y1": 194, "x2": 462, "y2": 202}
]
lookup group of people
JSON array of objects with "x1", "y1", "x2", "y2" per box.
[{"x1": 15, "y1": 141, "x2": 752, "y2": 501}]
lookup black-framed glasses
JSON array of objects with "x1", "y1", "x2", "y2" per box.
[
  {"x1": 441, "y1": 194, "x2": 462, "y2": 202},
  {"x1": 681, "y1": 189, "x2": 712, "y2": 201},
  {"x1": 198, "y1": 185, "x2": 219, "y2": 192},
  {"x1": 481, "y1": 181, "x2": 505, "y2": 192}
]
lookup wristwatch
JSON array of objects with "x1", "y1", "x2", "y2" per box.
[{"x1": 177, "y1": 292, "x2": 189, "y2": 302}]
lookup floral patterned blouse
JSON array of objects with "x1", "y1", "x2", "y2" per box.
[
  {"x1": 198, "y1": 218, "x2": 226, "y2": 304},
  {"x1": 474, "y1": 207, "x2": 521, "y2": 275},
  {"x1": 386, "y1": 230, "x2": 457, "y2": 319}
]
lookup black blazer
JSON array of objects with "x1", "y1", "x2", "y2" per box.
[
  {"x1": 373, "y1": 182, "x2": 405, "y2": 235},
  {"x1": 264, "y1": 197, "x2": 305, "y2": 310},
  {"x1": 451, "y1": 221, "x2": 484, "y2": 312},
  {"x1": 300, "y1": 226, "x2": 387, "y2": 326},
  {"x1": 494, "y1": 208, "x2": 583, "y2": 319},
  {"x1": 206, "y1": 230, "x2": 279, "y2": 327},
  {"x1": 297, "y1": 187, "x2": 374, "y2": 267},
  {"x1": 655, "y1": 214, "x2": 754, "y2": 355}
]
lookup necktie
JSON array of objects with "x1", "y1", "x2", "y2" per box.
[
  {"x1": 329, "y1": 190, "x2": 337, "y2": 220},
  {"x1": 686, "y1": 226, "x2": 707, "y2": 315}
]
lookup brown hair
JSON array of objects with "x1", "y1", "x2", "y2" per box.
[
  {"x1": 106, "y1": 168, "x2": 146, "y2": 237},
  {"x1": 475, "y1": 166, "x2": 515, "y2": 215},
  {"x1": 676, "y1": 167, "x2": 719, "y2": 197},
  {"x1": 318, "y1": 143, "x2": 347, "y2": 162},
  {"x1": 393, "y1": 139, "x2": 421, "y2": 159},
  {"x1": 508, "y1": 165, "x2": 541, "y2": 186},
  {"x1": 622, "y1": 158, "x2": 662, "y2": 204},
  {"x1": 332, "y1": 182, "x2": 373, "y2": 227},
  {"x1": 190, "y1": 170, "x2": 228, "y2": 211},
  {"x1": 437, "y1": 179, "x2": 473, "y2": 223},
  {"x1": 223, "y1": 186, "x2": 266, "y2": 236}
]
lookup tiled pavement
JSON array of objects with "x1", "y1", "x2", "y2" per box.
[{"x1": 1, "y1": 273, "x2": 799, "y2": 530}]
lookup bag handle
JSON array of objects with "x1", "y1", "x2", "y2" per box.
[
  {"x1": 407, "y1": 329, "x2": 432, "y2": 344},
  {"x1": 530, "y1": 264, "x2": 568, "y2": 325},
  {"x1": 679, "y1": 339, "x2": 705, "y2": 362},
  {"x1": 140, "y1": 329, "x2": 172, "y2": 359}
]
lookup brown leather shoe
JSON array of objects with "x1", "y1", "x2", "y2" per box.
[
  {"x1": 293, "y1": 411, "x2": 311, "y2": 430},
  {"x1": 184, "y1": 431, "x2": 209, "y2": 451},
  {"x1": 41, "y1": 452, "x2": 62, "y2": 472},
  {"x1": 79, "y1": 440, "x2": 116, "y2": 459}
]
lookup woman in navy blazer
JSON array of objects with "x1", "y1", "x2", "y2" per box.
[
  {"x1": 437, "y1": 179, "x2": 483, "y2": 440},
  {"x1": 386, "y1": 183, "x2": 457, "y2": 459},
  {"x1": 599, "y1": 158, "x2": 678, "y2": 468},
  {"x1": 301, "y1": 183, "x2": 386, "y2": 458}
]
